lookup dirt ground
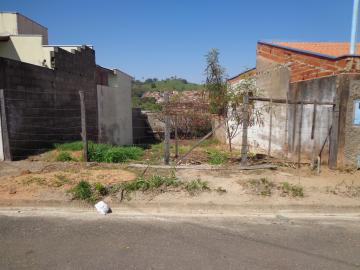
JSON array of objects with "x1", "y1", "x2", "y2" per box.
[
  {"x1": 0, "y1": 161, "x2": 136, "y2": 203},
  {"x1": 0, "y1": 160, "x2": 360, "y2": 208}
]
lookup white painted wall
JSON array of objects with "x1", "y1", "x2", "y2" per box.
[{"x1": 0, "y1": 13, "x2": 18, "y2": 35}]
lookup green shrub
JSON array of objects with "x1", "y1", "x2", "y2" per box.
[
  {"x1": 207, "y1": 150, "x2": 228, "y2": 165},
  {"x1": 56, "y1": 152, "x2": 73, "y2": 162},
  {"x1": 69, "y1": 181, "x2": 93, "y2": 201}
]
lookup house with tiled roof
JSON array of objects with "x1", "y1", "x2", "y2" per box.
[{"x1": 223, "y1": 41, "x2": 360, "y2": 169}]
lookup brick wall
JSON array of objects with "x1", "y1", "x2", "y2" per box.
[
  {"x1": 257, "y1": 42, "x2": 360, "y2": 82},
  {"x1": 0, "y1": 46, "x2": 98, "y2": 160}
]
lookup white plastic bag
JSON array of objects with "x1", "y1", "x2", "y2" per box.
[{"x1": 95, "y1": 201, "x2": 110, "y2": 215}]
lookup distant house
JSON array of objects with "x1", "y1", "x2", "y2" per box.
[
  {"x1": 0, "y1": 12, "x2": 133, "y2": 160},
  {"x1": 222, "y1": 41, "x2": 360, "y2": 168}
]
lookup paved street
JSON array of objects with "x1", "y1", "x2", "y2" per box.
[{"x1": 0, "y1": 212, "x2": 360, "y2": 270}]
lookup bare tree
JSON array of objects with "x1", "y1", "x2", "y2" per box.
[{"x1": 225, "y1": 76, "x2": 264, "y2": 153}]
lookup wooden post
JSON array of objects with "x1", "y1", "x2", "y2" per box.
[
  {"x1": 268, "y1": 96, "x2": 273, "y2": 157},
  {"x1": 311, "y1": 101, "x2": 317, "y2": 140},
  {"x1": 164, "y1": 92, "x2": 170, "y2": 165},
  {"x1": 0, "y1": 89, "x2": 11, "y2": 160},
  {"x1": 79, "y1": 91, "x2": 88, "y2": 162},
  {"x1": 284, "y1": 93, "x2": 289, "y2": 157},
  {"x1": 174, "y1": 115, "x2": 179, "y2": 159},
  {"x1": 241, "y1": 94, "x2": 249, "y2": 166},
  {"x1": 311, "y1": 101, "x2": 318, "y2": 167},
  {"x1": 176, "y1": 120, "x2": 226, "y2": 165},
  {"x1": 297, "y1": 100, "x2": 304, "y2": 168}
]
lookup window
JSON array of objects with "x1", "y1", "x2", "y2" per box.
[{"x1": 354, "y1": 100, "x2": 360, "y2": 125}]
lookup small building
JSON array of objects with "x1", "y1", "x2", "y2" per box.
[
  {"x1": 0, "y1": 12, "x2": 133, "y2": 160},
  {"x1": 224, "y1": 41, "x2": 360, "y2": 168}
]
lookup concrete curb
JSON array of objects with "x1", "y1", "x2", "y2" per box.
[{"x1": 0, "y1": 200, "x2": 359, "y2": 218}]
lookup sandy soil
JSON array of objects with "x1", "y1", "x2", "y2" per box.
[
  {"x1": 0, "y1": 161, "x2": 136, "y2": 203},
  {"x1": 0, "y1": 160, "x2": 359, "y2": 208}
]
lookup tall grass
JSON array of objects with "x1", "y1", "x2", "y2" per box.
[{"x1": 54, "y1": 141, "x2": 144, "y2": 163}]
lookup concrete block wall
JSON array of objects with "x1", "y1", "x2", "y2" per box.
[{"x1": 0, "y1": 46, "x2": 98, "y2": 160}]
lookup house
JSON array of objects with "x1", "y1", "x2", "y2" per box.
[
  {"x1": 0, "y1": 12, "x2": 133, "y2": 160},
  {"x1": 223, "y1": 41, "x2": 360, "y2": 168}
]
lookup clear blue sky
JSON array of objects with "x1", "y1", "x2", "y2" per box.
[{"x1": 0, "y1": 0, "x2": 356, "y2": 83}]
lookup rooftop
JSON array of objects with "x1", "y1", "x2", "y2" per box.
[{"x1": 271, "y1": 41, "x2": 360, "y2": 58}]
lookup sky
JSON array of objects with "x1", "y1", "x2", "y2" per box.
[{"x1": 0, "y1": 0, "x2": 356, "y2": 83}]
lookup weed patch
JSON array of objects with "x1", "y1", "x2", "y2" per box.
[
  {"x1": 54, "y1": 141, "x2": 144, "y2": 163},
  {"x1": 245, "y1": 178, "x2": 275, "y2": 196},
  {"x1": 54, "y1": 141, "x2": 83, "y2": 151},
  {"x1": 56, "y1": 152, "x2": 73, "y2": 162},
  {"x1": 243, "y1": 178, "x2": 305, "y2": 198},
  {"x1": 327, "y1": 181, "x2": 360, "y2": 198},
  {"x1": 185, "y1": 179, "x2": 210, "y2": 195},
  {"x1": 280, "y1": 182, "x2": 304, "y2": 197},
  {"x1": 206, "y1": 150, "x2": 228, "y2": 165},
  {"x1": 68, "y1": 181, "x2": 94, "y2": 202}
]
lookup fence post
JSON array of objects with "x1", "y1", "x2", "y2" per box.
[
  {"x1": 0, "y1": 89, "x2": 11, "y2": 160},
  {"x1": 241, "y1": 94, "x2": 249, "y2": 166},
  {"x1": 311, "y1": 100, "x2": 318, "y2": 167},
  {"x1": 79, "y1": 91, "x2": 88, "y2": 162},
  {"x1": 284, "y1": 92, "x2": 289, "y2": 157},
  {"x1": 297, "y1": 100, "x2": 304, "y2": 168},
  {"x1": 164, "y1": 91, "x2": 170, "y2": 165},
  {"x1": 268, "y1": 96, "x2": 273, "y2": 157},
  {"x1": 174, "y1": 115, "x2": 179, "y2": 158}
]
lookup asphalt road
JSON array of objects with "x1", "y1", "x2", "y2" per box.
[{"x1": 0, "y1": 213, "x2": 360, "y2": 270}]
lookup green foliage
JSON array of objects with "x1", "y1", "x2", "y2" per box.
[
  {"x1": 206, "y1": 149, "x2": 228, "y2": 165},
  {"x1": 280, "y1": 182, "x2": 304, "y2": 197},
  {"x1": 54, "y1": 141, "x2": 83, "y2": 151},
  {"x1": 56, "y1": 152, "x2": 73, "y2": 162},
  {"x1": 133, "y1": 78, "x2": 203, "y2": 95},
  {"x1": 185, "y1": 179, "x2": 210, "y2": 195},
  {"x1": 54, "y1": 141, "x2": 144, "y2": 163},
  {"x1": 205, "y1": 48, "x2": 227, "y2": 115},
  {"x1": 132, "y1": 96, "x2": 162, "y2": 112},
  {"x1": 119, "y1": 175, "x2": 181, "y2": 193},
  {"x1": 94, "y1": 182, "x2": 108, "y2": 196},
  {"x1": 69, "y1": 181, "x2": 93, "y2": 201}
]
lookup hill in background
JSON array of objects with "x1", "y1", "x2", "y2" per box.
[{"x1": 132, "y1": 77, "x2": 204, "y2": 97}]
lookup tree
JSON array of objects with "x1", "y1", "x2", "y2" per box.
[
  {"x1": 205, "y1": 49, "x2": 227, "y2": 115},
  {"x1": 225, "y1": 76, "x2": 264, "y2": 153}
]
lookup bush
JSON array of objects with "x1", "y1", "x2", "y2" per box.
[
  {"x1": 69, "y1": 181, "x2": 93, "y2": 201},
  {"x1": 56, "y1": 152, "x2": 73, "y2": 162}
]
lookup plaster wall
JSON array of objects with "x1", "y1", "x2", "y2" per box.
[{"x1": 97, "y1": 84, "x2": 133, "y2": 145}]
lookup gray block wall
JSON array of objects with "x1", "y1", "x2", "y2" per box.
[{"x1": 0, "y1": 46, "x2": 98, "y2": 160}]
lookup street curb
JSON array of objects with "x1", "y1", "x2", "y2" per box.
[{"x1": 0, "y1": 200, "x2": 359, "y2": 217}]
